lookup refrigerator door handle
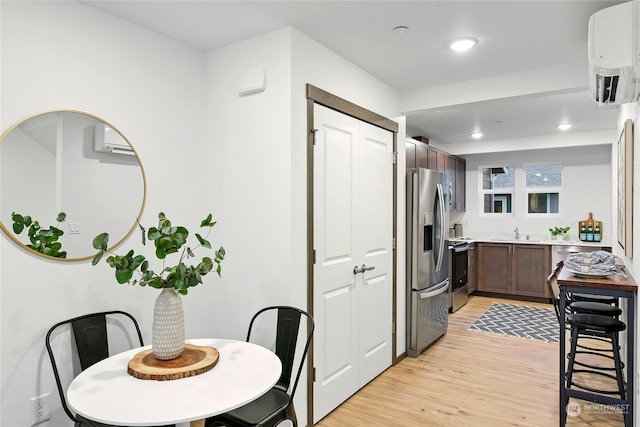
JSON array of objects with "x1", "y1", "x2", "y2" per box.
[
  {"x1": 419, "y1": 279, "x2": 450, "y2": 299},
  {"x1": 410, "y1": 170, "x2": 419, "y2": 289},
  {"x1": 434, "y1": 182, "x2": 446, "y2": 273}
]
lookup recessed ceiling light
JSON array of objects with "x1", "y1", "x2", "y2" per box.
[
  {"x1": 392, "y1": 26, "x2": 409, "y2": 34},
  {"x1": 471, "y1": 132, "x2": 484, "y2": 139},
  {"x1": 557, "y1": 124, "x2": 572, "y2": 131},
  {"x1": 450, "y1": 37, "x2": 478, "y2": 52}
]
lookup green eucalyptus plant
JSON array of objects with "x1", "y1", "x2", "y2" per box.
[
  {"x1": 92, "y1": 212, "x2": 225, "y2": 295},
  {"x1": 549, "y1": 226, "x2": 570, "y2": 236},
  {"x1": 11, "y1": 211, "x2": 67, "y2": 258}
]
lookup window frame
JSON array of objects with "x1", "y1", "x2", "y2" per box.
[
  {"x1": 523, "y1": 162, "x2": 563, "y2": 217},
  {"x1": 478, "y1": 164, "x2": 515, "y2": 217}
]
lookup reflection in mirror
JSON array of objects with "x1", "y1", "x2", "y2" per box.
[{"x1": 0, "y1": 110, "x2": 146, "y2": 261}]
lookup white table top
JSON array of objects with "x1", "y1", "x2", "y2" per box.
[{"x1": 67, "y1": 338, "x2": 282, "y2": 427}]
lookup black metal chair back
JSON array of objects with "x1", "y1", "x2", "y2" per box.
[
  {"x1": 248, "y1": 306, "x2": 312, "y2": 398},
  {"x1": 45, "y1": 311, "x2": 143, "y2": 424},
  {"x1": 207, "y1": 305, "x2": 314, "y2": 427}
]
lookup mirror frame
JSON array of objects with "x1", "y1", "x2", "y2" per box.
[{"x1": 0, "y1": 109, "x2": 147, "y2": 262}]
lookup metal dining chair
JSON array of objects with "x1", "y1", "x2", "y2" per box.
[
  {"x1": 206, "y1": 306, "x2": 314, "y2": 427},
  {"x1": 45, "y1": 310, "x2": 175, "y2": 427}
]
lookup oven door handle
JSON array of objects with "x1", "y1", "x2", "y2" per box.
[
  {"x1": 419, "y1": 279, "x2": 450, "y2": 299},
  {"x1": 454, "y1": 243, "x2": 470, "y2": 252}
]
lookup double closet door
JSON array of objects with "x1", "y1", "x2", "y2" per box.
[{"x1": 312, "y1": 104, "x2": 393, "y2": 422}]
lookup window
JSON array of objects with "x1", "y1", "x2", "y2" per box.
[
  {"x1": 525, "y1": 163, "x2": 561, "y2": 214},
  {"x1": 480, "y1": 166, "x2": 514, "y2": 214}
]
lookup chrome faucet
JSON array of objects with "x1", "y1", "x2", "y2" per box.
[{"x1": 514, "y1": 227, "x2": 520, "y2": 240}]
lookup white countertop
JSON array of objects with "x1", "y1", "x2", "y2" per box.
[{"x1": 449, "y1": 237, "x2": 612, "y2": 246}]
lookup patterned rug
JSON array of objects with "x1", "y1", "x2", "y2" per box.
[{"x1": 469, "y1": 302, "x2": 559, "y2": 343}]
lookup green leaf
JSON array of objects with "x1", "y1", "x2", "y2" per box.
[
  {"x1": 92, "y1": 250, "x2": 104, "y2": 266},
  {"x1": 172, "y1": 226, "x2": 189, "y2": 247},
  {"x1": 148, "y1": 227, "x2": 161, "y2": 241},
  {"x1": 201, "y1": 214, "x2": 214, "y2": 227},
  {"x1": 196, "y1": 233, "x2": 211, "y2": 249},
  {"x1": 56, "y1": 212, "x2": 66, "y2": 222},
  {"x1": 115, "y1": 268, "x2": 134, "y2": 284},
  {"x1": 93, "y1": 233, "x2": 110, "y2": 251}
]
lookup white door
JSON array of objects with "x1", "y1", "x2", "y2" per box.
[{"x1": 313, "y1": 104, "x2": 393, "y2": 422}]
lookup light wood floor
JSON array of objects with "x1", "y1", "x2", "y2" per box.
[{"x1": 314, "y1": 295, "x2": 625, "y2": 427}]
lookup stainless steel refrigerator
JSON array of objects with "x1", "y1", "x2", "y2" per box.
[{"x1": 406, "y1": 168, "x2": 450, "y2": 357}]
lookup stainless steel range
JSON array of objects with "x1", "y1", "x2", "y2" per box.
[{"x1": 449, "y1": 242, "x2": 469, "y2": 312}]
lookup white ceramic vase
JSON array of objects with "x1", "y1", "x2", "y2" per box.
[{"x1": 152, "y1": 287, "x2": 185, "y2": 360}]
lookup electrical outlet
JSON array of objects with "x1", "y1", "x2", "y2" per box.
[{"x1": 30, "y1": 393, "x2": 50, "y2": 425}]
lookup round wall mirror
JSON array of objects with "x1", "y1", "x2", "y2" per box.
[{"x1": 0, "y1": 110, "x2": 146, "y2": 261}]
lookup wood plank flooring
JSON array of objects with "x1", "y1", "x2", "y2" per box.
[{"x1": 314, "y1": 295, "x2": 625, "y2": 427}]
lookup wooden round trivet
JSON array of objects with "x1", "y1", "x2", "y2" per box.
[{"x1": 127, "y1": 344, "x2": 219, "y2": 381}]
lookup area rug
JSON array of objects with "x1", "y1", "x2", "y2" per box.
[{"x1": 469, "y1": 302, "x2": 559, "y2": 343}]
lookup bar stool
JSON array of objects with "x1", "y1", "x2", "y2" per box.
[
  {"x1": 547, "y1": 262, "x2": 626, "y2": 396},
  {"x1": 570, "y1": 300, "x2": 621, "y2": 318},
  {"x1": 572, "y1": 292, "x2": 619, "y2": 306},
  {"x1": 565, "y1": 313, "x2": 626, "y2": 415}
]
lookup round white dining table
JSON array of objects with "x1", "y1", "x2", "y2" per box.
[{"x1": 67, "y1": 338, "x2": 282, "y2": 427}]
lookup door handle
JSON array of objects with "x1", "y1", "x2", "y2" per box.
[{"x1": 353, "y1": 264, "x2": 375, "y2": 274}]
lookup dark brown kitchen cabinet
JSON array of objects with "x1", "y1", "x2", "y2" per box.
[
  {"x1": 405, "y1": 138, "x2": 429, "y2": 169},
  {"x1": 454, "y1": 157, "x2": 466, "y2": 211},
  {"x1": 477, "y1": 243, "x2": 550, "y2": 298},
  {"x1": 406, "y1": 138, "x2": 465, "y2": 212},
  {"x1": 512, "y1": 244, "x2": 550, "y2": 298},
  {"x1": 429, "y1": 146, "x2": 446, "y2": 172},
  {"x1": 445, "y1": 155, "x2": 466, "y2": 212},
  {"x1": 477, "y1": 243, "x2": 511, "y2": 293}
]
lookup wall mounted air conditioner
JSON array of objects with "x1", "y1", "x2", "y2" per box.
[
  {"x1": 588, "y1": 1, "x2": 640, "y2": 105},
  {"x1": 93, "y1": 123, "x2": 134, "y2": 155}
]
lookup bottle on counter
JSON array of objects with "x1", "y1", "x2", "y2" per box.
[
  {"x1": 587, "y1": 223, "x2": 594, "y2": 241},
  {"x1": 580, "y1": 223, "x2": 587, "y2": 241},
  {"x1": 594, "y1": 223, "x2": 601, "y2": 242}
]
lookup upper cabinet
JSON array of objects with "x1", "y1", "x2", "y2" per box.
[{"x1": 406, "y1": 137, "x2": 465, "y2": 212}]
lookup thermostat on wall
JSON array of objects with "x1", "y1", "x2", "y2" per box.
[{"x1": 237, "y1": 67, "x2": 267, "y2": 96}]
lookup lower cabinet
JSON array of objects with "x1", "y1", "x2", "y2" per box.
[
  {"x1": 477, "y1": 243, "x2": 511, "y2": 293},
  {"x1": 477, "y1": 243, "x2": 550, "y2": 298},
  {"x1": 512, "y1": 245, "x2": 550, "y2": 297}
]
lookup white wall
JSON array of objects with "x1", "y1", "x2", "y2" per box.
[
  {"x1": 0, "y1": 2, "x2": 207, "y2": 426},
  {"x1": 461, "y1": 145, "x2": 612, "y2": 242},
  {"x1": 615, "y1": 102, "x2": 640, "y2": 427}
]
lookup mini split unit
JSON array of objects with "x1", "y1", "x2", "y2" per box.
[
  {"x1": 93, "y1": 124, "x2": 134, "y2": 155},
  {"x1": 588, "y1": 1, "x2": 640, "y2": 105}
]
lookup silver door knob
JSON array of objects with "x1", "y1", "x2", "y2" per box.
[{"x1": 353, "y1": 264, "x2": 375, "y2": 274}]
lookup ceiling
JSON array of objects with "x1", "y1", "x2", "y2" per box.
[{"x1": 82, "y1": 0, "x2": 624, "y2": 148}]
